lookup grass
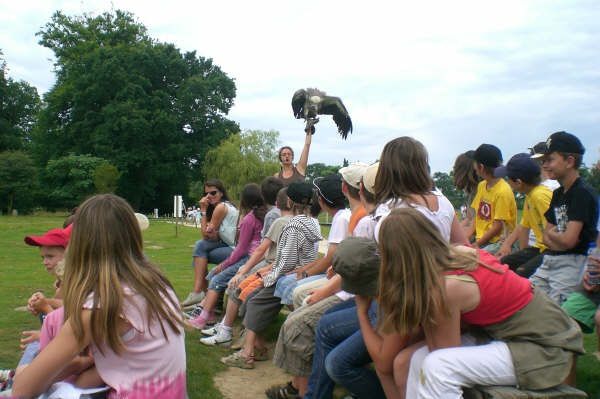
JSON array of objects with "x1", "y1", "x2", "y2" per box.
[{"x1": 0, "y1": 215, "x2": 598, "y2": 397}]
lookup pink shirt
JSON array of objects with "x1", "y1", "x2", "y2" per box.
[
  {"x1": 40, "y1": 307, "x2": 64, "y2": 350},
  {"x1": 220, "y1": 211, "x2": 263, "y2": 269},
  {"x1": 84, "y1": 287, "x2": 186, "y2": 398}
]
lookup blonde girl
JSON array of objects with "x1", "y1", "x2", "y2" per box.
[{"x1": 13, "y1": 194, "x2": 186, "y2": 398}]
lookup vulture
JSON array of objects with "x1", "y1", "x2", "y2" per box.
[{"x1": 291, "y1": 88, "x2": 353, "y2": 139}]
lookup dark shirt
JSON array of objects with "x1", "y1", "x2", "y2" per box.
[
  {"x1": 544, "y1": 177, "x2": 598, "y2": 255},
  {"x1": 277, "y1": 166, "x2": 305, "y2": 186}
]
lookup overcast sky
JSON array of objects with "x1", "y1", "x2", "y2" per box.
[{"x1": 1, "y1": 0, "x2": 599, "y2": 172}]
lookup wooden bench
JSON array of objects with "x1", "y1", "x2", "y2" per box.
[{"x1": 463, "y1": 385, "x2": 588, "y2": 399}]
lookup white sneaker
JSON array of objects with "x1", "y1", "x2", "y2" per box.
[
  {"x1": 201, "y1": 322, "x2": 220, "y2": 336},
  {"x1": 199, "y1": 328, "x2": 232, "y2": 347},
  {"x1": 181, "y1": 291, "x2": 205, "y2": 307}
]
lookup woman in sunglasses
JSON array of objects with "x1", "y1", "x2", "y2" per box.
[{"x1": 181, "y1": 179, "x2": 239, "y2": 308}]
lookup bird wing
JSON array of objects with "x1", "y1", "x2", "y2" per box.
[
  {"x1": 291, "y1": 89, "x2": 308, "y2": 119},
  {"x1": 318, "y1": 96, "x2": 353, "y2": 139}
]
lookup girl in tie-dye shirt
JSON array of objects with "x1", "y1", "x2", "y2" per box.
[{"x1": 13, "y1": 194, "x2": 186, "y2": 398}]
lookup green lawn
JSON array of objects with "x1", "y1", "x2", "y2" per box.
[{"x1": 0, "y1": 215, "x2": 598, "y2": 397}]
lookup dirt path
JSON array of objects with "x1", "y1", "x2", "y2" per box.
[{"x1": 213, "y1": 344, "x2": 290, "y2": 399}]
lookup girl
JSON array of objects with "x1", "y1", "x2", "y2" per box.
[
  {"x1": 187, "y1": 183, "x2": 267, "y2": 330},
  {"x1": 182, "y1": 179, "x2": 238, "y2": 307},
  {"x1": 452, "y1": 150, "x2": 479, "y2": 235},
  {"x1": 12, "y1": 194, "x2": 186, "y2": 398},
  {"x1": 365, "y1": 207, "x2": 583, "y2": 398}
]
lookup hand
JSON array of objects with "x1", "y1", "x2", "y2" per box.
[
  {"x1": 305, "y1": 287, "x2": 328, "y2": 306},
  {"x1": 213, "y1": 264, "x2": 223, "y2": 274},
  {"x1": 228, "y1": 272, "x2": 243, "y2": 289},
  {"x1": 582, "y1": 270, "x2": 600, "y2": 292},
  {"x1": 27, "y1": 292, "x2": 45, "y2": 315},
  {"x1": 355, "y1": 295, "x2": 373, "y2": 316},
  {"x1": 199, "y1": 196, "x2": 210, "y2": 210},
  {"x1": 326, "y1": 266, "x2": 335, "y2": 279},
  {"x1": 30, "y1": 295, "x2": 51, "y2": 314},
  {"x1": 20, "y1": 330, "x2": 41, "y2": 349},
  {"x1": 495, "y1": 243, "x2": 512, "y2": 259}
]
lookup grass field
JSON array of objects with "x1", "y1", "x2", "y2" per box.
[{"x1": 0, "y1": 214, "x2": 598, "y2": 397}]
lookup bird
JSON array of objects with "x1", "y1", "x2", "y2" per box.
[{"x1": 291, "y1": 88, "x2": 353, "y2": 139}]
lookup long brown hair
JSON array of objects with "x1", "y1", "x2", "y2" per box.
[
  {"x1": 63, "y1": 194, "x2": 183, "y2": 354},
  {"x1": 377, "y1": 207, "x2": 481, "y2": 335},
  {"x1": 374, "y1": 136, "x2": 434, "y2": 205},
  {"x1": 453, "y1": 151, "x2": 479, "y2": 195}
]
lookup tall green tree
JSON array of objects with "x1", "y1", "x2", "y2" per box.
[
  {"x1": 33, "y1": 10, "x2": 237, "y2": 211},
  {"x1": 202, "y1": 130, "x2": 280, "y2": 200},
  {"x1": 305, "y1": 163, "x2": 341, "y2": 180},
  {"x1": 0, "y1": 52, "x2": 41, "y2": 151},
  {"x1": 0, "y1": 151, "x2": 39, "y2": 214}
]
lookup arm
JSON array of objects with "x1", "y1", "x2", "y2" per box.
[
  {"x1": 474, "y1": 220, "x2": 503, "y2": 247},
  {"x1": 12, "y1": 311, "x2": 93, "y2": 397},
  {"x1": 301, "y1": 243, "x2": 337, "y2": 277},
  {"x1": 305, "y1": 274, "x2": 342, "y2": 305},
  {"x1": 204, "y1": 203, "x2": 228, "y2": 240},
  {"x1": 237, "y1": 238, "x2": 270, "y2": 275},
  {"x1": 263, "y1": 228, "x2": 301, "y2": 287},
  {"x1": 497, "y1": 225, "x2": 525, "y2": 258},
  {"x1": 74, "y1": 366, "x2": 105, "y2": 389},
  {"x1": 219, "y1": 214, "x2": 258, "y2": 270},
  {"x1": 356, "y1": 296, "x2": 409, "y2": 375},
  {"x1": 295, "y1": 132, "x2": 312, "y2": 176},
  {"x1": 543, "y1": 220, "x2": 583, "y2": 251},
  {"x1": 449, "y1": 215, "x2": 469, "y2": 245}
]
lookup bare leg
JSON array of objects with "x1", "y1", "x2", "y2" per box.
[
  {"x1": 223, "y1": 299, "x2": 240, "y2": 328},
  {"x1": 393, "y1": 341, "x2": 426, "y2": 399},
  {"x1": 193, "y1": 256, "x2": 209, "y2": 293},
  {"x1": 243, "y1": 329, "x2": 257, "y2": 358},
  {"x1": 563, "y1": 355, "x2": 577, "y2": 386},
  {"x1": 201, "y1": 290, "x2": 219, "y2": 313},
  {"x1": 293, "y1": 376, "x2": 308, "y2": 397}
]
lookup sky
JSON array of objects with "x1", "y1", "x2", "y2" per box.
[{"x1": 1, "y1": 0, "x2": 599, "y2": 173}]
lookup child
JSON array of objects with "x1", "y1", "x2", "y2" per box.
[
  {"x1": 452, "y1": 151, "x2": 480, "y2": 234},
  {"x1": 369, "y1": 207, "x2": 583, "y2": 398},
  {"x1": 187, "y1": 183, "x2": 267, "y2": 329},
  {"x1": 530, "y1": 131, "x2": 598, "y2": 305},
  {"x1": 471, "y1": 143, "x2": 517, "y2": 252},
  {"x1": 12, "y1": 194, "x2": 186, "y2": 398},
  {"x1": 494, "y1": 153, "x2": 552, "y2": 277}
]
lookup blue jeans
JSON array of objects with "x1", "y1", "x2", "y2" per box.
[
  {"x1": 274, "y1": 273, "x2": 325, "y2": 305},
  {"x1": 206, "y1": 256, "x2": 248, "y2": 291},
  {"x1": 305, "y1": 300, "x2": 385, "y2": 399},
  {"x1": 191, "y1": 239, "x2": 232, "y2": 266}
]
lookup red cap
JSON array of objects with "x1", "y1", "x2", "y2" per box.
[{"x1": 24, "y1": 227, "x2": 71, "y2": 248}]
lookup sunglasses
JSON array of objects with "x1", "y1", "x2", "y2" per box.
[{"x1": 204, "y1": 190, "x2": 219, "y2": 196}]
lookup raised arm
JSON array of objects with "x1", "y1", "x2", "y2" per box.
[{"x1": 295, "y1": 132, "x2": 312, "y2": 176}]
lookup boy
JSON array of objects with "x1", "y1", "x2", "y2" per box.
[
  {"x1": 471, "y1": 144, "x2": 517, "y2": 253},
  {"x1": 530, "y1": 131, "x2": 598, "y2": 305},
  {"x1": 495, "y1": 153, "x2": 552, "y2": 277}
]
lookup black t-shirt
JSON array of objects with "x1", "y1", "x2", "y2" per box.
[{"x1": 544, "y1": 177, "x2": 598, "y2": 255}]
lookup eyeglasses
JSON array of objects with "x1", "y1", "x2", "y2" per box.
[{"x1": 204, "y1": 190, "x2": 219, "y2": 196}]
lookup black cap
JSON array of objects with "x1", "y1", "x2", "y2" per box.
[
  {"x1": 544, "y1": 131, "x2": 585, "y2": 155},
  {"x1": 313, "y1": 174, "x2": 344, "y2": 206},
  {"x1": 287, "y1": 181, "x2": 313, "y2": 204},
  {"x1": 494, "y1": 153, "x2": 541, "y2": 181},
  {"x1": 474, "y1": 144, "x2": 503, "y2": 168},
  {"x1": 332, "y1": 237, "x2": 380, "y2": 297},
  {"x1": 529, "y1": 141, "x2": 548, "y2": 159}
]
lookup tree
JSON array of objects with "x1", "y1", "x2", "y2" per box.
[
  {"x1": 433, "y1": 171, "x2": 465, "y2": 209},
  {"x1": 0, "y1": 151, "x2": 39, "y2": 214},
  {"x1": 305, "y1": 163, "x2": 341, "y2": 180},
  {"x1": 202, "y1": 130, "x2": 280, "y2": 200},
  {"x1": 0, "y1": 52, "x2": 41, "y2": 151},
  {"x1": 93, "y1": 161, "x2": 121, "y2": 193},
  {"x1": 43, "y1": 154, "x2": 110, "y2": 209},
  {"x1": 33, "y1": 10, "x2": 237, "y2": 211}
]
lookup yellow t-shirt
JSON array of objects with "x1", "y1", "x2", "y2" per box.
[
  {"x1": 520, "y1": 184, "x2": 552, "y2": 252},
  {"x1": 471, "y1": 179, "x2": 517, "y2": 243}
]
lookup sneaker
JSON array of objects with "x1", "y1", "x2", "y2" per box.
[
  {"x1": 183, "y1": 304, "x2": 203, "y2": 320},
  {"x1": 187, "y1": 312, "x2": 216, "y2": 330},
  {"x1": 181, "y1": 291, "x2": 205, "y2": 307},
  {"x1": 200, "y1": 328, "x2": 232, "y2": 346},
  {"x1": 200, "y1": 323, "x2": 221, "y2": 336},
  {"x1": 265, "y1": 381, "x2": 300, "y2": 399},
  {"x1": 221, "y1": 350, "x2": 254, "y2": 369}
]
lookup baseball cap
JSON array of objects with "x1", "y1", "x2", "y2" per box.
[
  {"x1": 24, "y1": 227, "x2": 71, "y2": 248},
  {"x1": 529, "y1": 141, "x2": 548, "y2": 159},
  {"x1": 361, "y1": 162, "x2": 379, "y2": 194},
  {"x1": 494, "y1": 153, "x2": 541, "y2": 181},
  {"x1": 339, "y1": 162, "x2": 369, "y2": 189},
  {"x1": 540, "y1": 131, "x2": 585, "y2": 156},
  {"x1": 287, "y1": 181, "x2": 314, "y2": 204},
  {"x1": 473, "y1": 144, "x2": 503, "y2": 168},
  {"x1": 332, "y1": 237, "x2": 381, "y2": 297},
  {"x1": 313, "y1": 174, "x2": 345, "y2": 206}
]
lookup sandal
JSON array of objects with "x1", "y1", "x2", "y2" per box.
[
  {"x1": 254, "y1": 346, "x2": 269, "y2": 361},
  {"x1": 220, "y1": 350, "x2": 255, "y2": 369},
  {"x1": 265, "y1": 381, "x2": 300, "y2": 399}
]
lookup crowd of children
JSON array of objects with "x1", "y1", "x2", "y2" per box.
[{"x1": 1, "y1": 129, "x2": 598, "y2": 399}]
